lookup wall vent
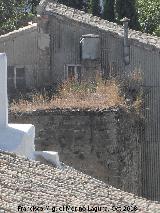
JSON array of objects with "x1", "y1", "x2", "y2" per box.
[{"x1": 80, "y1": 34, "x2": 100, "y2": 60}]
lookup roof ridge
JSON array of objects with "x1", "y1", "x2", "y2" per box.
[
  {"x1": 37, "y1": 1, "x2": 160, "y2": 50},
  {"x1": 0, "y1": 23, "x2": 37, "y2": 40}
]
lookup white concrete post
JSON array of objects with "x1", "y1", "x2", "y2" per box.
[
  {"x1": 0, "y1": 53, "x2": 8, "y2": 128},
  {"x1": 0, "y1": 53, "x2": 36, "y2": 160}
]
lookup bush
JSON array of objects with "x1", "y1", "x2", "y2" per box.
[{"x1": 10, "y1": 72, "x2": 143, "y2": 113}]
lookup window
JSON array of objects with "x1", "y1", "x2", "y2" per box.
[
  {"x1": 7, "y1": 66, "x2": 25, "y2": 90},
  {"x1": 7, "y1": 66, "x2": 15, "y2": 90},
  {"x1": 65, "y1": 65, "x2": 81, "y2": 82},
  {"x1": 16, "y1": 67, "x2": 25, "y2": 89}
]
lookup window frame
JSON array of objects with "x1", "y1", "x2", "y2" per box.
[
  {"x1": 7, "y1": 65, "x2": 25, "y2": 89},
  {"x1": 65, "y1": 64, "x2": 82, "y2": 82}
]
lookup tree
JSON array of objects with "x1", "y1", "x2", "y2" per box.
[
  {"x1": 58, "y1": 0, "x2": 84, "y2": 10},
  {"x1": 70, "y1": 0, "x2": 84, "y2": 10},
  {"x1": 137, "y1": 0, "x2": 160, "y2": 36},
  {"x1": 0, "y1": 0, "x2": 34, "y2": 35},
  {"x1": 103, "y1": 0, "x2": 115, "y2": 22},
  {"x1": 28, "y1": 0, "x2": 40, "y2": 13},
  {"x1": 88, "y1": 0, "x2": 101, "y2": 16},
  {"x1": 115, "y1": 0, "x2": 140, "y2": 30}
]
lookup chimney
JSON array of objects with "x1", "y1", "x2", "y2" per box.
[{"x1": 120, "y1": 17, "x2": 130, "y2": 65}]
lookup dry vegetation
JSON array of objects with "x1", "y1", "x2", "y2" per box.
[{"x1": 10, "y1": 71, "x2": 143, "y2": 113}]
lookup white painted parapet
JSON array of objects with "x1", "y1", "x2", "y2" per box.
[
  {"x1": 35, "y1": 151, "x2": 61, "y2": 167},
  {"x1": 0, "y1": 53, "x2": 35, "y2": 159},
  {"x1": 0, "y1": 124, "x2": 35, "y2": 159},
  {"x1": 0, "y1": 53, "x2": 61, "y2": 165}
]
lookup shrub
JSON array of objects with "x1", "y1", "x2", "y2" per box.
[{"x1": 10, "y1": 71, "x2": 143, "y2": 113}]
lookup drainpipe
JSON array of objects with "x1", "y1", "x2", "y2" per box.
[{"x1": 120, "y1": 17, "x2": 130, "y2": 65}]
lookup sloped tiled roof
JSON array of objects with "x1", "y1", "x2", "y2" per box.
[
  {"x1": 0, "y1": 23, "x2": 37, "y2": 42},
  {"x1": 0, "y1": 150, "x2": 160, "y2": 212},
  {"x1": 37, "y1": 0, "x2": 160, "y2": 50}
]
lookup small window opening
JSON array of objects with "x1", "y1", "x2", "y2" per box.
[
  {"x1": 7, "y1": 66, "x2": 25, "y2": 90},
  {"x1": 65, "y1": 65, "x2": 81, "y2": 82},
  {"x1": 7, "y1": 66, "x2": 14, "y2": 90},
  {"x1": 16, "y1": 67, "x2": 25, "y2": 89}
]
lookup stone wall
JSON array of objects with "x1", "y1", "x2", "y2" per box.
[{"x1": 9, "y1": 108, "x2": 143, "y2": 196}]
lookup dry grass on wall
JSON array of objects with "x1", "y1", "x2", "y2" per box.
[{"x1": 9, "y1": 71, "x2": 143, "y2": 113}]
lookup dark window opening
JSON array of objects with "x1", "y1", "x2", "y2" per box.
[
  {"x1": 7, "y1": 66, "x2": 26, "y2": 90},
  {"x1": 16, "y1": 67, "x2": 25, "y2": 89},
  {"x1": 7, "y1": 66, "x2": 14, "y2": 90},
  {"x1": 66, "y1": 65, "x2": 82, "y2": 82}
]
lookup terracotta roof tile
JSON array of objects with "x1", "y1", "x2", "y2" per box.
[{"x1": 0, "y1": 150, "x2": 160, "y2": 212}]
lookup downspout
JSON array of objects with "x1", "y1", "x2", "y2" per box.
[{"x1": 120, "y1": 17, "x2": 130, "y2": 65}]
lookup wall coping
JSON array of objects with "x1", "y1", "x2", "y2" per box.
[
  {"x1": 0, "y1": 23, "x2": 37, "y2": 42},
  {"x1": 9, "y1": 107, "x2": 122, "y2": 116}
]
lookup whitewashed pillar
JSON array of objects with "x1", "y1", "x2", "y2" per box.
[{"x1": 0, "y1": 53, "x2": 8, "y2": 127}]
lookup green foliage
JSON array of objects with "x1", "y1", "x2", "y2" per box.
[
  {"x1": 137, "y1": 0, "x2": 160, "y2": 36},
  {"x1": 58, "y1": 0, "x2": 84, "y2": 10},
  {"x1": 28, "y1": 0, "x2": 40, "y2": 13},
  {"x1": 115, "y1": 0, "x2": 140, "y2": 30},
  {"x1": 0, "y1": 0, "x2": 35, "y2": 35},
  {"x1": 70, "y1": 0, "x2": 84, "y2": 10},
  {"x1": 103, "y1": 0, "x2": 115, "y2": 22},
  {"x1": 88, "y1": 0, "x2": 101, "y2": 16},
  {"x1": 0, "y1": 0, "x2": 159, "y2": 37}
]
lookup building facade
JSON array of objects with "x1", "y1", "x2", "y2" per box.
[{"x1": 0, "y1": 0, "x2": 160, "y2": 201}]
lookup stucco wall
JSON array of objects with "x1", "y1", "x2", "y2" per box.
[
  {"x1": 42, "y1": 7, "x2": 160, "y2": 86},
  {"x1": 9, "y1": 108, "x2": 142, "y2": 196},
  {"x1": 0, "y1": 23, "x2": 51, "y2": 89},
  {"x1": 0, "y1": 25, "x2": 38, "y2": 89},
  {"x1": 48, "y1": 15, "x2": 124, "y2": 83},
  {"x1": 39, "y1": 10, "x2": 160, "y2": 201}
]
